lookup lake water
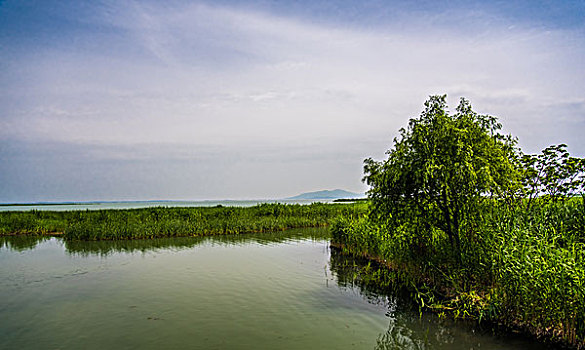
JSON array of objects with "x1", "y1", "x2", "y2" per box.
[
  {"x1": 0, "y1": 229, "x2": 555, "y2": 349},
  {"x1": 0, "y1": 200, "x2": 332, "y2": 212}
]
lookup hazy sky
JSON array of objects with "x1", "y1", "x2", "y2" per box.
[{"x1": 1, "y1": 0, "x2": 584, "y2": 202}]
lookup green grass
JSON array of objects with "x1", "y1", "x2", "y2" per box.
[
  {"x1": 0, "y1": 203, "x2": 366, "y2": 241},
  {"x1": 331, "y1": 197, "x2": 585, "y2": 347}
]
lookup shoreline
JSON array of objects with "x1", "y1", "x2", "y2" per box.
[{"x1": 330, "y1": 241, "x2": 581, "y2": 349}]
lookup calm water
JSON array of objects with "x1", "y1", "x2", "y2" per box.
[
  {"x1": 0, "y1": 229, "x2": 554, "y2": 350},
  {"x1": 0, "y1": 199, "x2": 331, "y2": 212}
]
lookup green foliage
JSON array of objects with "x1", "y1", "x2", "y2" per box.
[
  {"x1": 334, "y1": 95, "x2": 585, "y2": 347},
  {"x1": 0, "y1": 203, "x2": 367, "y2": 240},
  {"x1": 334, "y1": 198, "x2": 585, "y2": 346},
  {"x1": 520, "y1": 144, "x2": 585, "y2": 210},
  {"x1": 0, "y1": 210, "x2": 68, "y2": 235},
  {"x1": 363, "y1": 95, "x2": 520, "y2": 257}
]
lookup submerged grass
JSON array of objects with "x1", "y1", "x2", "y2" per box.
[
  {"x1": 0, "y1": 203, "x2": 366, "y2": 241},
  {"x1": 331, "y1": 197, "x2": 585, "y2": 348}
]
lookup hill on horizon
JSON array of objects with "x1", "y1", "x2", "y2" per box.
[{"x1": 285, "y1": 189, "x2": 363, "y2": 200}]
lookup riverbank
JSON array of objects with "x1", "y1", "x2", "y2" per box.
[
  {"x1": 328, "y1": 241, "x2": 576, "y2": 349},
  {"x1": 331, "y1": 198, "x2": 585, "y2": 348},
  {"x1": 0, "y1": 202, "x2": 366, "y2": 240}
]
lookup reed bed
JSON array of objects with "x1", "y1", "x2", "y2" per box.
[
  {"x1": 0, "y1": 203, "x2": 366, "y2": 241},
  {"x1": 331, "y1": 197, "x2": 585, "y2": 348}
]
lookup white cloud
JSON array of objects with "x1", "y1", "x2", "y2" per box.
[{"x1": 1, "y1": 0, "x2": 584, "y2": 200}]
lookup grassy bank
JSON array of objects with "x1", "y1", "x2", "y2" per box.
[
  {"x1": 333, "y1": 95, "x2": 585, "y2": 347},
  {"x1": 0, "y1": 202, "x2": 366, "y2": 240},
  {"x1": 331, "y1": 197, "x2": 585, "y2": 348}
]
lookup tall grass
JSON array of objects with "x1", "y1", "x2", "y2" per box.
[
  {"x1": 0, "y1": 210, "x2": 68, "y2": 235},
  {"x1": 0, "y1": 203, "x2": 366, "y2": 240},
  {"x1": 331, "y1": 197, "x2": 585, "y2": 347}
]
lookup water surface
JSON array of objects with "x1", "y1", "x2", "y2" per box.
[
  {"x1": 0, "y1": 229, "x2": 554, "y2": 349},
  {"x1": 0, "y1": 199, "x2": 330, "y2": 212}
]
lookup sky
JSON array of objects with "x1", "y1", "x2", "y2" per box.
[{"x1": 1, "y1": 0, "x2": 584, "y2": 202}]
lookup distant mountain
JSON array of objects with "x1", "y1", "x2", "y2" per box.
[{"x1": 285, "y1": 189, "x2": 364, "y2": 200}]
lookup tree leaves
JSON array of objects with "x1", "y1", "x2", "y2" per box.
[
  {"x1": 520, "y1": 144, "x2": 585, "y2": 210},
  {"x1": 363, "y1": 95, "x2": 520, "y2": 258}
]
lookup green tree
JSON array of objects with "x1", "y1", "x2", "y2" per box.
[
  {"x1": 520, "y1": 144, "x2": 585, "y2": 210},
  {"x1": 363, "y1": 95, "x2": 520, "y2": 258}
]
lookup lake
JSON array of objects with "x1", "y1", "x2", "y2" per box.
[
  {"x1": 0, "y1": 200, "x2": 331, "y2": 212},
  {"x1": 0, "y1": 228, "x2": 554, "y2": 349}
]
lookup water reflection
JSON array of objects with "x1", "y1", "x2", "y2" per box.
[
  {"x1": 64, "y1": 227, "x2": 330, "y2": 256},
  {"x1": 329, "y1": 247, "x2": 552, "y2": 350},
  {"x1": 63, "y1": 236, "x2": 203, "y2": 256},
  {"x1": 329, "y1": 246, "x2": 405, "y2": 304},
  {"x1": 374, "y1": 313, "x2": 461, "y2": 350},
  {"x1": 0, "y1": 235, "x2": 50, "y2": 252},
  {"x1": 0, "y1": 229, "x2": 547, "y2": 350},
  {"x1": 0, "y1": 228, "x2": 330, "y2": 255}
]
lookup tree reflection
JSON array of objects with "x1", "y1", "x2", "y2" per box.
[{"x1": 374, "y1": 313, "x2": 458, "y2": 350}]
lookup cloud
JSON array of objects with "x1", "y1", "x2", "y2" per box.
[{"x1": 0, "y1": 0, "x2": 584, "y2": 200}]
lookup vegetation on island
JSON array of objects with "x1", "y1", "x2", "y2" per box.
[
  {"x1": 331, "y1": 95, "x2": 585, "y2": 347},
  {"x1": 0, "y1": 202, "x2": 366, "y2": 240}
]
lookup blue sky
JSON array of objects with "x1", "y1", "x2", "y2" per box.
[{"x1": 1, "y1": 0, "x2": 584, "y2": 202}]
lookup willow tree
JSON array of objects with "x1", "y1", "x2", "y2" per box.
[{"x1": 363, "y1": 95, "x2": 520, "y2": 257}]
